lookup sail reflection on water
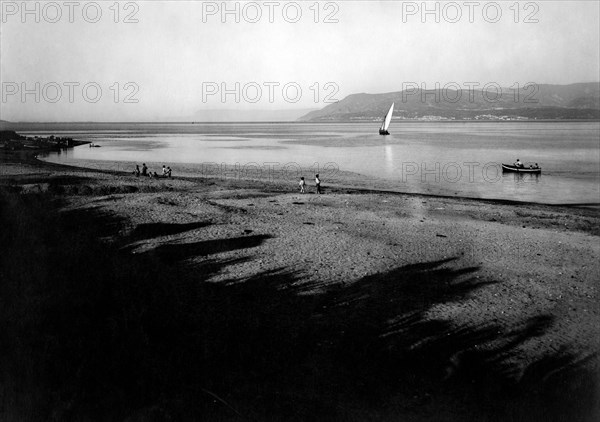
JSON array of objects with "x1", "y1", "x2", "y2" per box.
[{"x1": 383, "y1": 144, "x2": 395, "y2": 174}]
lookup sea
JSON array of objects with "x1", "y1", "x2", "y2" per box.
[{"x1": 25, "y1": 121, "x2": 600, "y2": 205}]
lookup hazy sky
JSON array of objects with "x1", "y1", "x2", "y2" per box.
[{"x1": 1, "y1": 0, "x2": 599, "y2": 121}]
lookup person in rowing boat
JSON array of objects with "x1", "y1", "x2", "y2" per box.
[{"x1": 514, "y1": 158, "x2": 523, "y2": 168}]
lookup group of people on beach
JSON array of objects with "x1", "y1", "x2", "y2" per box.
[
  {"x1": 513, "y1": 158, "x2": 540, "y2": 169},
  {"x1": 134, "y1": 163, "x2": 172, "y2": 178},
  {"x1": 132, "y1": 164, "x2": 324, "y2": 193},
  {"x1": 298, "y1": 174, "x2": 322, "y2": 194}
]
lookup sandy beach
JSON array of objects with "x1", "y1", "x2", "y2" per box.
[{"x1": 1, "y1": 151, "x2": 599, "y2": 421}]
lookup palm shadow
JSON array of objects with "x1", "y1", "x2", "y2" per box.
[
  {"x1": 146, "y1": 234, "x2": 272, "y2": 263},
  {"x1": 126, "y1": 221, "x2": 214, "y2": 243},
  {"x1": 2, "y1": 191, "x2": 598, "y2": 422}
]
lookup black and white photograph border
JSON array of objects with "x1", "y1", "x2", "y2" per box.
[{"x1": 1, "y1": 1, "x2": 599, "y2": 421}]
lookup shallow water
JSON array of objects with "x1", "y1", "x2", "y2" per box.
[{"x1": 36, "y1": 121, "x2": 600, "y2": 205}]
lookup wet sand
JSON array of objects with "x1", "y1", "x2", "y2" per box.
[{"x1": 1, "y1": 151, "x2": 599, "y2": 421}]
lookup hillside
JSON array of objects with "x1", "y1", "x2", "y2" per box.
[{"x1": 298, "y1": 82, "x2": 600, "y2": 121}]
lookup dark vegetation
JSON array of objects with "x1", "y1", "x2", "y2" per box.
[
  {"x1": 0, "y1": 130, "x2": 84, "y2": 151},
  {"x1": 0, "y1": 131, "x2": 26, "y2": 142},
  {"x1": 0, "y1": 186, "x2": 598, "y2": 421}
]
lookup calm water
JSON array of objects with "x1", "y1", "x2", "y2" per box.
[{"x1": 35, "y1": 122, "x2": 600, "y2": 205}]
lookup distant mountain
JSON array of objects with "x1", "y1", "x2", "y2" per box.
[
  {"x1": 192, "y1": 108, "x2": 318, "y2": 122},
  {"x1": 0, "y1": 110, "x2": 317, "y2": 125},
  {"x1": 298, "y1": 82, "x2": 600, "y2": 121}
]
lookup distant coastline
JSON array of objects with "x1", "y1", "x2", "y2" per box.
[
  {"x1": 297, "y1": 83, "x2": 600, "y2": 122},
  {"x1": 1, "y1": 118, "x2": 599, "y2": 128}
]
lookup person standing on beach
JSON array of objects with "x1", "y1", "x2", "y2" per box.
[
  {"x1": 162, "y1": 165, "x2": 167, "y2": 177},
  {"x1": 315, "y1": 174, "x2": 322, "y2": 194},
  {"x1": 167, "y1": 167, "x2": 172, "y2": 178},
  {"x1": 299, "y1": 177, "x2": 306, "y2": 193},
  {"x1": 134, "y1": 165, "x2": 140, "y2": 177},
  {"x1": 142, "y1": 163, "x2": 148, "y2": 176}
]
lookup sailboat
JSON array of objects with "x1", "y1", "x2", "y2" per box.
[{"x1": 379, "y1": 102, "x2": 394, "y2": 135}]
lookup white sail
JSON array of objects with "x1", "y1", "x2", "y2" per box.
[{"x1": 382, "y1": 102, "x2": 394, "y2": 131}]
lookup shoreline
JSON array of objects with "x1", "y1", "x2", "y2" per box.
[
  {"x1": 1, "y1": 150, "x2": 599, "y2": 421},
  {"x1": 35, "y1": 153, "x2": 600, "y2": 210}
]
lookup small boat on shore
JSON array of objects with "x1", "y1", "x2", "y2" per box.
[{"x1": 502, "y1": 164, "x2": 541, "y2": 174}]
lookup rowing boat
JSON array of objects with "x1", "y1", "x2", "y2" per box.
[{"x1": 501, "y1": 164, "x2": 541, "y2": 174}]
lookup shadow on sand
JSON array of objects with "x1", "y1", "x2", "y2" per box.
[{"x1": 0, "y1": 191, "x2": 597, "y2": 421}]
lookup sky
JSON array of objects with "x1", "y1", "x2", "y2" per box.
[{"x1": 1, "y1": 0, "x2": 599, "y2": 121}]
